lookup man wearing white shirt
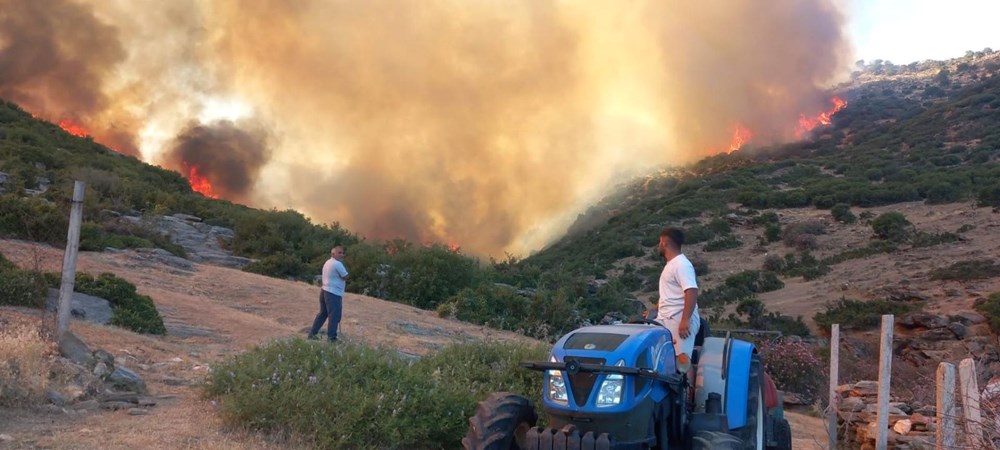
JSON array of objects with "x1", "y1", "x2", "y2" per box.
[
  {"x1": 656, "y1": 227, "x2": 700, "y2": 373},
  {"x1": 308, "y1": 246, "x2": 349, "y2": 342}
]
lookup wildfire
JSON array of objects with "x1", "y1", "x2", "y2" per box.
[
  {"x1": 182, "y1": 162, "x2": 219, "y2": 198},
  {"x1": 795, "y1": 96, "x2": 847, "y2": 138},
  {"x1": 728, "y1": 123, "x2": 753, "y2": 153},
  {"x1": 58, "y1": 118, "x2": 90, "y2": 137}
]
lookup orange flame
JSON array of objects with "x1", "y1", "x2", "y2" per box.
[
  {"x1": 728, "y1": 123, "x2": 753, "y2": 153},
  {"x1": 182, "y1": 162, "x2": 219, "y2": 198},
  {"x1": 795, "y1": 96, "x2": 847, "y2": 138},
  {"x1": 58, "y1": 118, "x2": 90, "y2": 137}
]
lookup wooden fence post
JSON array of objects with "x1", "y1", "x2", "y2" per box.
[
  {"x1": 828, "y1": 324, "x2": 840, "y2": 450},
  {"x1": 959, "y1": 358, "x2": 983, "y2": 445},
  {"x1": 875, "y1": 314, "x2": 893, "y2": 450},
  {"x1": 937, "y1": 362, "x2": 957, "y2": 449},
  {"x1": 56, "y1": 181, "x2": 85, "y2": 340}
]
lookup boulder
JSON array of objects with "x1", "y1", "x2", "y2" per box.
[
  {"x1": 947, "y1": 322, "x2": 967, "y2": 340},
  {"x1": 952, "y1": 311, "x2": 988, "y2": 325},
  {"x1": 45, "y1": 289, "x2": 113, "y2": 325},
  {"x1": 841, "y1": 396, "x2": 866, "y2": 412},
  {"x1": 108, "y1": 367, "x2": 147, "y2": 393},
  {"x1": 58, "y1": 332, "x2": 95, "y2": 368},
  {"x1": 131, "y1": 248, "x2": 194, "y2": 271},
  {"x1": 899, "y1": 312, "x2": 949, "y2": 329},
  {"x1": 851, "y1": 381, "x2": 879, "y2": 396},
  {"x1": 893, "y1": 419, "x2": 913, "y2": 435},
  {"x1": 918, "y1": 328, "x2": 956, "y2": 341},
  {"x1": 46, "y1": 389, "x2": 67, "y2": 406}
]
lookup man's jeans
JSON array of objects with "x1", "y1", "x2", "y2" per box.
[{"x1": 309, "y1": 290, "x2": 343, "y2": 340}]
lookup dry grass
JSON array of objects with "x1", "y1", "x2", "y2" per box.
[{"x1": 0, "y1": 318, "x2": 54, "y2": 406}]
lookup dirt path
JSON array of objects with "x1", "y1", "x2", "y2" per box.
[{"x1": 1, "y1": 238, "x2": 827, "y2": 449}]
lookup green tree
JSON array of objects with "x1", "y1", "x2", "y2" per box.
[{"x1": 870, "y1": 212, "x2": 912, "y2": 241}]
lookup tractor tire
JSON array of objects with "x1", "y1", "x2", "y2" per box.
[
  {"x1": 462, "y1": 392, "x2": 538, "y2": 450},
  {"x1": 767, "y1": 418, "x2": 792, "y2": 450},
  {"x1": 734, "y1": 354, "x2": 765, "y2": 450},
  {"x1": 691, "y1": 430, "x2": 743, "y2": 450}
]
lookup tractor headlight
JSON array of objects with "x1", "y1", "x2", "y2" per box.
[
  {"x1": 547, "y1": 356, "x2": 568, "y2": 405},
  {"x1": 596, "y1": 360, "x2": 625, "y2": 407}
]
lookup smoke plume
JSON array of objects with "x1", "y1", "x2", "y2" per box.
[
  {"x1": 164, "y1": 121, "x2": 271, "y2": 203},
  {"x1": 2, "y1": 0, "x2": 852, "y2": 255}
]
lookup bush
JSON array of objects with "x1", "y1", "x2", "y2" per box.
[
  {"x1": 870, "y1": 212, "x2": 912, "y2": 241},
  {"x1": 813, "y1": 298, "x2": 917, "y2": 330},
  {"x1": 974, "y1": 292, "x2": 1000, "y2": 333},
  {"x1": 243, "y1": 254, "x2": 309, "y2": 279},
  {"x1": 929, "y1": 259, "x2": 1000, "y2": 281},
  {"x1": 830, "y1": 204, "x2": 856, "y2": 224},
  {"x1": 0, "y1": 322, "x2": 52, "y2": 406},
  {"x1": 73, "y1": 273, "x2": 166, "y2": 334},
  {"x1": 703, "y1": 235, "x2": 743, "y2": 252},
  {"x1": 203, "y1": 339, "x2": 548, "y2": 449},
  {"x1": 910, "y1": 232, "x2": 961, "y2": 248},
  {"x1": 782, "y1": 220, "x2": 826, "y2": 250},
  {"x1": 759, "y1": 339, "x2": 824, "y2": 402},
  {"x1": 0, "y1": 252, "x2": 46, "y2": 307}
]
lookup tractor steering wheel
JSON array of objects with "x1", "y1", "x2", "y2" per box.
[{"x1": 628, "y1": 318, "x2": 664, "y2": 327}]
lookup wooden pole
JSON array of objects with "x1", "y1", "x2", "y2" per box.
[
  {"x1": 56, "y1": 181, "x2": 85, "y2": 339},
  {"x1": 959, "y1": 358, "x2": 983, "y2": 445},
  {"x1": 828, "y1": 324, "x2": 840, "y2": 450},
  {"x1": 875, "y1": 314, "x2": 893, "y2": 450},
  {"x1": 937, "y1": 362, "x2": 957, "y2": 450}
]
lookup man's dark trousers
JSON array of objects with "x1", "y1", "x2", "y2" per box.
[{"x1": 309, "y1": 290, "x2": 342, "y2": 341}]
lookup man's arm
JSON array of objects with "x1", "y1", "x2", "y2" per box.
[{"x1": 679, "y1": 287, "x2": 698, "y2": 338}]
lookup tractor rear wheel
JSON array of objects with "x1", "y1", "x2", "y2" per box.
[
  {"x1": 691, "y1": 430, "x2": 742, "y2": 450},
  {"x1": 462, "y1": 392, "x2": 538, "y2": 450},
  {"x1": 767, "y1": 417, "x2": 792, "y2": 450},
  {"x1": 735, "y1": 354, "x2": 765, "y2": 449}
]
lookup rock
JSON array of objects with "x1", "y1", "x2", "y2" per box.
[
  {"x1": 952, "y1": 311, "x2": 988, "y2": 325},
  {"x1": 891, "y1": 402, "x2": 913, "y2": 415},
  {"x1": 913, "y1": 405, "x2": 936, "y2": 416},
  {"x1": 46, "y1": 390, "x2": 67, "y2": 406},
  {"x1": 982, "y1": 377, "x2": 1000, "y2": 403},
  {"x1": 919, "y1": 328, "x2": 956, "y2": 341},
  {"x1": 965, "y1": 323, "x2": 992, "y2": 337},
  {"x1": 101, "y1": 401, "x2": 134, "y2": 410},
  {"x1": 783, "y1": 392, "x2": 809, "y2": 405},
  {"x1": 899, "y1": 312, "x2": 949, "y2": 329},
  {"x1": 0, "y1": 434, "x2": 12, "y2": 442},
  {"x1": 42, "y1": 404, "x2": 65, "y2": 414},
  {"x1": 93, "y1": 362, "x2": 111, "y2": 378},
  {"x1": 64, "y1": 384, "x2": 85, "y2": 402},
  {"x1": 160, "y1": 376, "x2": 188, "y2": 386},
  {"x1": 154, "y1": 216, "x2": 250, "y2": 269},
  {"x1": 137, "y1": 397, "x2": 157, "y2": 407},
  {"x1": 71, "y1": 399, "x2": 100, "y2": 411},
  {"x1": 841, "y1": 396, "x2": 866, "y2": 412},
  {"x1": 108, "y1": 367, "x2": 147, "y2": 393},
  {"x1": 101, "y1": 392, "x2": 140, "y2": 403},
  {"x1": 947, "y1": 322, "x2": 967, "y2": 339},
  {"x1": 58, "y1": 332, "x2": 95, "y2": 368},
  {"x1": 131, "y1": 248, "x2": 194, "y2": 271},
  {"x1": 894, "y1": 419, "x2": 913, "y2": 435},
  {"x1": 127, "y1": 408, "x2": 150, "y2": 416},
  {"x1": 852, "y1": 381, "x2": 879, "y2": 396},
  {"x1": 172, "y1": 213, "x2": 202, "y2": 222},
  {"x1": 93, "y1": 349, "x2": 114, "y2": 367},
  {"x1": 885, "y1": 288, "x2": 929, "y2": 302},
  {"x1": 45, "y1": 288, "x2": 113, "y2": 325}
]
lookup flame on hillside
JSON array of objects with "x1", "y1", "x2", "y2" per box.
[
  {"x1": 182, "y1": 162, "x2": 219, "y2": 199},
  {"x1": 796, "y1": 97, "x2": 847, "y2": 138},
  {"x1": 728, "y1": 124, "x2": 754, "y2": 153},
  {"x1": 58, "y1": 118, "x2": 89, "y2": 137}
]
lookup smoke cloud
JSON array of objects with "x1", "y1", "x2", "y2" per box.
[
  {"x1": 2, "y1": 0, "x2": 852, "y2": 255},
  {"x1": 164, "y1": 120, "x2": 271, "y2": 203}
]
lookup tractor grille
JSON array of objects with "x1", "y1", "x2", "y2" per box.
[{"x1": 564, "y1": 356, "x2": 605, "y2": 407}]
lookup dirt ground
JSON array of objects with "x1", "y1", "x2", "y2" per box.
[{"x1": 0, "y1": 238, "x2": 826, "y2": 449}]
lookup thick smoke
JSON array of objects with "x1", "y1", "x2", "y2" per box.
[
  {"x1": 164, "y1": 121, "x2": 270, "y2": 203},
  {"x1": 0, "y1": 0, "x2": 140, "y2": 155},
  {"x1": 4, "y1": 0, "x2": 851, "y2": 255}
]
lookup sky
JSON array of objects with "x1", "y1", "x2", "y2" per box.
[{"x1": 849, "y1": 0, "x2": 1000, "y2": 64}]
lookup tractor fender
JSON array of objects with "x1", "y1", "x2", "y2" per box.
[{"x1": 693, "y1": 336, "x2": 756, "y2": 429}]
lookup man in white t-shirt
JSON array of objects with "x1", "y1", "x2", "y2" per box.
[
  {"x1": 308, "y1": 246, "x2": 349, "y2": 342},
  {"x1": 657, "y1": 227, "x2": 700, "y2": 372}
]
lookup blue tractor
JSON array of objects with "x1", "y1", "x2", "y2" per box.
[{"x1": 462, "y1": 319, "x2": 792, "y2": 450}]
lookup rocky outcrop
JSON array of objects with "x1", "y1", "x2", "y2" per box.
[
  {"x1": 47, "y1": 333, "x2": 158, "y2": 415},
  {"x1": 154, "y1": 214, "x2": 252, "y2": 269},
  {"x1": 45, "y1": 288, "x2": 113, "y2": 325},
  {"x1": 836, "y1": 381, "x2": 936, "y2": 449}
]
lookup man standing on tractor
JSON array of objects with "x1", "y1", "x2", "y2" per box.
[{"x1": 657, "y1": 227, "x2": 701, "y2": 373}]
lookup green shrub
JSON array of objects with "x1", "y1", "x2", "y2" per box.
[
  {"x1": 203, "y1": 339, "x2": 548, "y2": 449},
  {"x1": 822, "y1": 241, "x2": 897, "y2": 265},
  {"x1": 782, "y1": 220, "x2": 826, "y2": 250},
  {"x1": 764, "y1": 224, "x2": 782, "y2": 242},
  {"x1": 74, "y1": 273, "x2": 166, "y2": 334},
  {"x1": 910, "y1": 232, "x2": 961, "y2": 248},
  {"x1": 813, "y1": 298, "x2": 917, "y2": 330},
  {"x1": 243, "y1": 254, "x2": 309, "y2": 279},
  {"x1": 870, "y1": 212, "x2": 912, "y2": 241},
  {"x1": 929, "y1": 259, "x2": 1000, "y2": 281},
  {"x1": 830, "y1": 203, "x2": 856, "y2": 224},
  {"x1": 704, "y1": 235, "x2": 743, "y2": 252},
  {"x1": 79, "y1": 222, "x2": 186, "y2": 257},
  {"x1": 0, "y1": 252, "x2": 46, "y2": 307},
  {"x1": 974, "y1": 292, "x2": 1000, "y2": 333}
]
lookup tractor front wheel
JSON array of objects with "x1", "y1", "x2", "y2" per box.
[
  {"x1": 736, "y1": 354, "x2": 765, "y2": 449},
  {"x1": 462, "y1": 392, "x2": 538, "y2": 450}
]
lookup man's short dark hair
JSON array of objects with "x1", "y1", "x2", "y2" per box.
[{"x1": 660, "y1": 227, "x2": 685, "y2": 248}]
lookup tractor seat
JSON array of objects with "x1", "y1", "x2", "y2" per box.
[{"x1": 690, "y1": 319, "x2": 710, "y2": 366}]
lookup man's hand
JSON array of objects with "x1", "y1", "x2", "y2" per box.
[{"x1": 678, "y1": 317, "x2": 691, "y2": 339}]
